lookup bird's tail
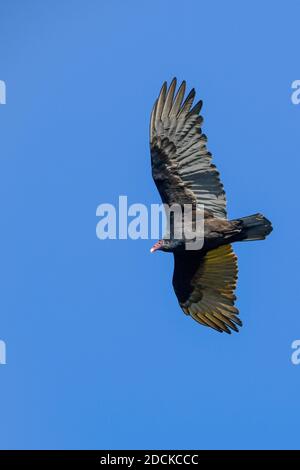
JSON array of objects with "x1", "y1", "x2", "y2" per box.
[{"x1": 235, "y1": 213, "x2": 273, "y2": 241}]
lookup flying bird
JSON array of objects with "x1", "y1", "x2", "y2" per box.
[{"x1": 150, "y1": 78, "x2": 272, "y2": 334}]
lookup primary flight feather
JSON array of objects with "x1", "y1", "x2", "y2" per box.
[{"x1": 150, "y1": 78, "x2": 272, "y2": 334}]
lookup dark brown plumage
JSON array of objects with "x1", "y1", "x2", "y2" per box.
[{"x1": 150, "y1": 78, "x2": 272, "y2": 334}]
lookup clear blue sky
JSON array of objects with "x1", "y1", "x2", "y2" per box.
[{"x1": 0, "y1": 0, "x2": 299, "y2": 450}]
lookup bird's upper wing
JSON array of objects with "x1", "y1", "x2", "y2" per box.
[
  {"x1": 172, "y1": 244, "x2": 241, "y2": 333},
  {"x1": 150, "y1": 78, "x2": 227, "y2": 219}
]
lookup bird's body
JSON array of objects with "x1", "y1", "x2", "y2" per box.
[{"x1": 150, "y1": 79, "x2": 272, "y2": 334}]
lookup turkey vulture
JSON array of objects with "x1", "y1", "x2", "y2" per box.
[{"x1": 150, "y1": 78, "x2": 272, "y2": 334}]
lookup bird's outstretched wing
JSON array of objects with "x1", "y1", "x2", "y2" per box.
[
  {"x1": 150, "y1": 78, "x2": 227, "y2": 219},
  {"x1": 172, "y1": 244, "x2": 241, "y2": 333}
]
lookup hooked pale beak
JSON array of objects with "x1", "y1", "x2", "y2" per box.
[{"x1": 150, "y1": 241, "x2": 161, "y2": 253}]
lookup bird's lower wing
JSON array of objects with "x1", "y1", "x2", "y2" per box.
[{"x1": 173, "y1": 245, "x2": 241, "y2": 333}]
